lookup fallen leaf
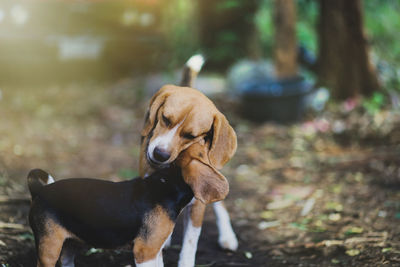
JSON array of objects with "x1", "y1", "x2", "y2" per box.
[
  {"x1": 324, "y1": 240, "x2": 344, "y2": 247},
  {"x1": 267, "y1": 185, "x2": 314, "y2": 210},
  {"x1": 258, "y1": 220, "x2": 280, "y2": 230},
  {"x1": 0, "y1": 221, "x2": 25, "y2": 230},
  {"x1": 85, "y1": 248, "x2": 104, "y2": 256},
  {"x1": 328, "y1": 213, "x2": 341, "y2": 221},
  {"x1": 267, "y1": 199, "x2": 293, "y2": 210},
  {"x1": 244, "y1": 251, "x2": 253, "y2": 259},
  {"x1": 301, "y1": 198, "x2": 315, "y2": 216},
  {"x1": 260, "y1": 210, "x2": 275, "y2": 219},
  {"x1": 325, "y1": 202, "x2": 343, "y2": 212},
  {"x1": 346, "y1": 249, "x2": 360, "y2": 256},
  {"x1": 345, "y1": 227, "x2": 364, "y2": 235},
  {"x1": 270, "y1": 249, "x2": 284, "y2": 256}
]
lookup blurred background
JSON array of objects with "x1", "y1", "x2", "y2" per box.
[{"x1": 0, "y1": 0, "x2": 400, "y2": 266}]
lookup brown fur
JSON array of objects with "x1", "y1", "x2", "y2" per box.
[
  {"x1": 133, "y1": 205, "x2": 175, "y2": 263},
  {"x1": 181, "y1": 66, "x2": 198, "y2": 88},
  {"x1": 36, "y1": 218, "x2": 72, "y2": 267},
  {"x1": 190, "y1": 200, "x2": 206, "y2": 228},
  {"x1": 178, "y1": 142, "x2": 229, "y2": 204}
]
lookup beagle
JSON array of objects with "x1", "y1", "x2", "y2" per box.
[
  {"x1": 28, "y1": 143, "x2": 229, "y2": 267},
  {"x1": 140, "y1": 55, "x2": 238, "y2": 267}
]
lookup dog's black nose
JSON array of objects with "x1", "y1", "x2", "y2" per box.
[{"x1": 153, "y1": 147, "x2": 170, "y2": 163}]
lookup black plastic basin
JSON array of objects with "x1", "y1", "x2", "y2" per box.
[{"x1": 239, "y1": 76, "x2": 313, "y2": 122}]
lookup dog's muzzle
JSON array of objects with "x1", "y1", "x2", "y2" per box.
[
  {"x1": 153, "y1": 147, "x2": 171, "y2": 162},
  {"x1": 147, "y1": 150, "x2": 170, "y2": 169}
]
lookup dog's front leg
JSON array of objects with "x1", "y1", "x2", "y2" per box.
[
  {"x1": 134, "y1": 238, "x2": 169, "y2": 267},
  {"x1": 178, "y1": 198, "x2": 206, "y2": 267},
  {"x1": 134, "y1": 236, "x2": 169, "y2": 267},
  {"x1": 134, "y1": 207, "x2": 174, "y2": 267},
  {"x1": 135, "y1": 258, "x2": 160, "y2": 267},
  {"x1": 213, "y1": 201, "x2": 238, "y2": 251}
]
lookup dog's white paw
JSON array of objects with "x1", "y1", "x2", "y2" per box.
[{"x1": 218, "y1": 232, "x2": 238, "y2": 251}]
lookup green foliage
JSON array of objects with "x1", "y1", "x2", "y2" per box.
[
  {"x1": 364, "y1": 1, "x2": 400, "y2": 93},
  {"x1": 296, "y1": 20, "x2": 317, "y2": 53},
  {"x1": 218, "y1": 31, "x2": 239, "y2": 43},
  {"x1": 296, "y1": 0, "x2": 318, "y2": 53},
  {"x1": 118, "y1": 168, "x2": 138, "y2": 179},
  {"x1": 363, "y1": 92, "x2": 386, "y2": 114},
  {"x1": 160, "y1": 0, "x2": 199, "y2": 69},
  {"x1": 255, "y1": 0, "x2": 318, "y2": 56},
  {"x1": 19, "y1": 232, "x2": 34, "y2": 241},
  {"x1": 254, "y1": 1, "x2": 273, "y2": 56},
  {"x1": 365, "y1": 0, "x2": 400, "y2": 65},
  {"x1": 344, "y1": 226, "x2": 364, "y2": 236},
  {"x1": 216, "y1": 0, "x2": 241, "y2": 11}
]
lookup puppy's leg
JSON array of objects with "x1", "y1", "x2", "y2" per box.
[
  {"x1": 134, "y1": 234, "x2": 167, "y2": 267},
  {"x1": 135, "y1": 257, "x2": 160, "y2": 267},
  {"x1": 178, "y1": 199, "x2": 206, "y2": 267},
  {"x1": 213, "y1": 201, "x2": 238, "y2": 251},
  {"x1": 36, "y1": 220, "x2": 69, "y2": 267},
  {"x1": 157, "y1": 232, "x2": 171, "y2": 267},
  {"x1": 134, "y1": 234, "x2": 171, "y2": 267},
  {"x1": 134, "y1": 206, "x2": 174, "y2": 267}
]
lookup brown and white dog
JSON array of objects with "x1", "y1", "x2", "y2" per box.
[{"x1": 140, "y1": 55, "x2": 239, "y2": 267}]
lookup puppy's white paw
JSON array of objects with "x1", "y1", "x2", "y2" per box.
[{"x1": 218, "y1": 232, "x2": 238, "y2": 251}]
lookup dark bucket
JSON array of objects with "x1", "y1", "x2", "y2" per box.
[{"x1": 239, "y1": 76, "x2": 313, "y2": 123}]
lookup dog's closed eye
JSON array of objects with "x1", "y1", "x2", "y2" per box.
[
  {"x1": 183, "y1": 133, "x2": 196, "y2": 140},
  {"x1": 162, "y1": 114, "x2": 171, "y2": 127}
]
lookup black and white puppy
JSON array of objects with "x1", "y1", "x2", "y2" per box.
[{"x1": 28, "y1": 143, "x2": 229, "y2": 267}]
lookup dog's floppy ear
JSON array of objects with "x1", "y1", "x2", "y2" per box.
[
  {"x1": 208, "y1": 113, "x2": 237, "y2": 169},
  {"x1": 181, "y1": 158, "x2": 229, "y2": 204},
  {"x1": 141, "y1": 89, "x2": 169, "y2": 137}
]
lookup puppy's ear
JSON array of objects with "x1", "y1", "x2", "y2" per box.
[
  {"x1": 208, "y1": 113, "x2": 237, "y2": 169},
  {"x1": 182, "y1": 158, "x2": 229, "y2": 204},
  {"x1": 141, "y1": 89, "x2": 169, "y2": 137}
]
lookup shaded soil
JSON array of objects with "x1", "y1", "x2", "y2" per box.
[{"x1": 0, "y1": 80, "x2": 399, "y2": 266}]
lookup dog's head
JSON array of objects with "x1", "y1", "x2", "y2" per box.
[
  {"x1": 177, "y1": 142, "x2": 229, "y2": 204},
  {"x1": 140, "y1": 85, "x2": 237, "y2": 177}
]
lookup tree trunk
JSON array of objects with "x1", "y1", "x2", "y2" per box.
[
  {"x1": 317, "y1": 0, "x2": 380, "y2": 99},
  {"x1": 273, "y1": 0, "x2": 298, "y2": 79}
]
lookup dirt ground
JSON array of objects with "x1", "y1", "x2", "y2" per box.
[{"x1": 0, "y1": 80, "x2": 399, "y2": 266}]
